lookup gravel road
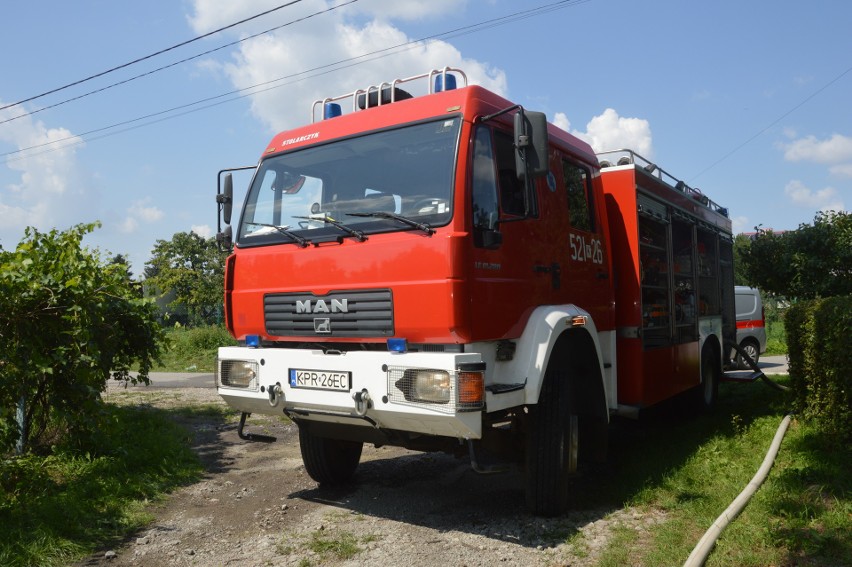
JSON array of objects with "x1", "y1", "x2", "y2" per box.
[
  {"x1": 72, "y1": 383, "x2": 669, "y2": 567},
  {"x1": 75, "y1": 357, "x2": 792, "y2": 566}
]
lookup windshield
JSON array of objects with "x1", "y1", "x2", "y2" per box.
[{"x1": 237, "y1": 117, "x2": 461, "y2": 246}]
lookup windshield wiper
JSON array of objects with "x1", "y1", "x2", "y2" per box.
[
  {"x1": 246, "y1": 223, "x2": 310, "y2": 247},
  {"x1": 346, "y1": 211, "x2": 435, "y2": 236},
  {"x1": 293, "y1": 215, "x2": 368, "y2": 242}
]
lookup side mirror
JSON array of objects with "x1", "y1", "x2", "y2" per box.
[
  {"x1": 514, "y1": 109, "x2": 549, "y2": 179},
  {"x1": 216, "y1": 225, "x2": 233, "y2": 249},
  {"x1": 222, "y1": 173, "x2": 234, "y2": 225}
]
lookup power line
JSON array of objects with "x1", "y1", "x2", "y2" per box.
[
  {"x1": 2, "y1": 0, "x2": 591, "y2": 162},
  {"x1": 0, "y1": 0, "x2": 359, "y2": 127},
  {"x1": 0, "y1": 0, "x2": 305, "y2": 113},
  {"x1": 690, "y1": 64, "x2": 852, "y2": 182}
]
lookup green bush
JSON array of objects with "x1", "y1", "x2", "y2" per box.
[
  {"x1": 786, "y1": 296, "x2": 852, "y2": 442},
  {"x1": 0, "y1": 223, "x2": 165, "y2": 454}
]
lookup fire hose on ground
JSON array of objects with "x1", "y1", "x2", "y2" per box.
[{"x1": 683, "y1": 344, "x2": 791, "y2": 566}]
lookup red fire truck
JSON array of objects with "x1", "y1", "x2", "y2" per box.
[{"x1": 214, "y1": 67, "x2": 735, "y2": 516}]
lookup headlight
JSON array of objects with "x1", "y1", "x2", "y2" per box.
[
  {"x1": 390, "y1": 367, "x2": 484, "y2": 411},
  {"x1": 411, "y1": 370, "x2": 451, "y2": 403},
  {"x1": 218, "y1": 359, "x2": 259, "y2": 390}
]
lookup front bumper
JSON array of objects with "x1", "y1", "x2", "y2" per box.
[{"x1": 216, "y1": 346, "x2": 484, "y2": 439}]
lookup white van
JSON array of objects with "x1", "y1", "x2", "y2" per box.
[{"x1": 734, "y1": 286, "x2": 767, "y2": 369}]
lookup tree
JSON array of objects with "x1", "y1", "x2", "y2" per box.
[
  {"x1": 144, "y1": 231, "x2": 228, "y2": 326},
  {"x1": 110, "y1": 253, "x2": 142, "y2": 297},
  {"x1": 732, "y1": 233, "x2": 753, "y2": 286},
  {"x1": 0, "y1": 223, "x2": 165, "y2": 453},
  {"x1": 742, "y1": 211, "x2": 851, "y2": 300}
]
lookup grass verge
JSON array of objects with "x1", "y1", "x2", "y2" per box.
[
  {"x1": 765, "y1": 320, "x2": 787, "y2": 356},
  {"x1": 0, "y1": 403, "x2": 205, "y2": 567},
  {"x1": 154, "y1": 324, "x2": 237, "y2": 372},
  {"x1": 571, "y1": 376, "x2": 850, "y2": 566}
]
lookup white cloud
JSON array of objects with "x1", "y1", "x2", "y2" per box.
[
  {"x1": 189, "y1": 0, "x2": 505, "y2": 133},
  {"x1": 117, "y1": 198, "x2": 165, "y2": 234},
  {"x1": 552, "y1": 112, "x2": 571, "y2": 132},
  {"x1": 784, "y1": 180, "x2": 845, "y2": 212},
  {"x1": 0, "y1": 102, "x2": 94, "y2": 246},
  {"x1": 187, "y1": 0, "x2": 281, "y2": 34},
  {"x1": 118, "y1": 217, "x2": 139, "y2": 234},
  {"x1": 557, "y1": 108, "x2": 653, "y2": 157},
  {"x1": 132, "y1": 199, "x2": 165, "y2": 223},
  {"x1": 782, "y1": 134, "x2": 852, "y2": 164},
  {"x1": 829, "y1": 163, "x2": 852, "y2": 178},
  {"x1": 191, "y1": 224, "x2": 214, "y2": 238}
]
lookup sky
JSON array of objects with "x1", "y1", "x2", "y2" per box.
[{"x1": 1, "y1": 0, "x2": 850, "y2": 276}]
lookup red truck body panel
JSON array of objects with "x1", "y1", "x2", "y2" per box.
[{"x1": 602, "y1": 165, "x2": 733, "y2": 406}]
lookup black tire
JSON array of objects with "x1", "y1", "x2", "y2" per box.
[
  {"x1": 298, "y1": 426, "x2": 363, "y2": 486},
  {"x1": 736, "y1": 339, "x2": 760, "y2": 370},
  {"x1": 695, "y1": 344, "x2": 720, "y2": 411},
  {"x1": 525, "y1": 365, "x2": 576, "y2": 517}
]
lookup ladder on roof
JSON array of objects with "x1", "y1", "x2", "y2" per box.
[{"x1": 597, "y1": 148, "x2": 729, "y2": 217}]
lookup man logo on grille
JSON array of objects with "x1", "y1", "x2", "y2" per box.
[{"x1": 314, "y1": 318, "x2": 331, "y2": 333}]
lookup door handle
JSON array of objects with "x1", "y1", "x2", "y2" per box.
[{"x1": 533, "y1": 263, "x2": 561, "y2": 289}]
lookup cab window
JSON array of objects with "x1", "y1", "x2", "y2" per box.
[
  {"x1": 471, "y1": 126, "x2": 499, "y2": 233},
  {"x1": 495, "y1": 130, "x2": 526, "y2": 216},
  {"x1": 562, "y1": 159, "x2": 594, "y2": 231}
]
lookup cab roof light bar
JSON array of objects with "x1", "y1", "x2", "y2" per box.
[{"x1": 311, "y1": 67, "x2": 468, "y2": 123}]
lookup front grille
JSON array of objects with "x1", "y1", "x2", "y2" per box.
[{"x1": 265, "y1": 289, "x2": 393, "y2": 338}]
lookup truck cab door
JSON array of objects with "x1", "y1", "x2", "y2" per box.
[{"x1": 556, "y1": 158, "x2": 613, "y2": 329}]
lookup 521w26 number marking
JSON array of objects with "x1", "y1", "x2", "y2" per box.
[{"x1": 569, "y1": 233, "x2": 604, "y2": 264}]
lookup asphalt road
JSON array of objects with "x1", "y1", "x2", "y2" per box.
[
  {"x1": 752, "y1": 354, "x2": 788, "y2": 374},
  {"x1": 726, "y1": 354, "x2": 789, "y2": 377},
  {"x1": 132, "y1": 372, "x2": 216, "y2": 389}
]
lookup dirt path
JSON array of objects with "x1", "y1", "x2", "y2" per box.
[{"x1": 76, "y1": 387, "x2": 663, "y2": 567}]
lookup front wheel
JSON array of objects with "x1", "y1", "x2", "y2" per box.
[
  {"x1": 525, "y1": 366, "x2": 577, "y2": 517},
  {"x1": 298, "y1": 426, "x2": 363, "y2": 486}
]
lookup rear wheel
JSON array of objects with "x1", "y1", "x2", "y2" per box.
[
  {"x1": 695, "y1": 344, "x2": 720, "y2": 411},
  {"x1": 525, "y1": 365, "x2": 577, "y2": 517},
  {"x1": 298, "y1": 426, "x2": 363, "y2": 486}
]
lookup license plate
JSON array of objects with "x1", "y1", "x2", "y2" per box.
[{"x1": 289, "y1": 368, "x2": 351, "y2": 391}]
